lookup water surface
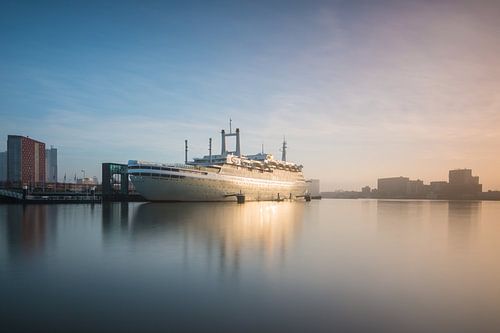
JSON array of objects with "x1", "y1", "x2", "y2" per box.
[{"x1": 1, "y1": 200, "x2": 500, "y2": 332}]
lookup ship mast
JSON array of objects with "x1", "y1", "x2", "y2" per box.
[
  {"x1": 208, "y1": 138, "x2": 212, "y2": 163},
  {"x1": 221, "y1": 119, "x2": 241, "y2": 157}
]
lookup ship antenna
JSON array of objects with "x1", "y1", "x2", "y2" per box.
[
  {"x1": 209, "y1": 137, "x2": 212, "y2": 163},
  {"x1": 261, "y1": 143, "x2": 264, "y2": 154},
  {"x1": 185, "y1": 139, "x2": 188, "y2": 164}
]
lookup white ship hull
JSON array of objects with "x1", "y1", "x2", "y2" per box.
[{"x1": 130, "y1": 172, "x2": 307, "y2": 202}]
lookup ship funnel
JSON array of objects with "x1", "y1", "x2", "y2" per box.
[
  {"x1": 281, "y1": 138, "x2": 287, "y2": 162},
  {"x1": 221, "y1": 129, "x2": 226, "y2": 155},
  {"x1": 235, "y1": 128, "x2": 241, "y2": 157}
]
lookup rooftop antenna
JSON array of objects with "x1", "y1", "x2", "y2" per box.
[
  {"x1": 281, "y1": 136, "x2": 287, "y2": 162},
  {"x1": 229, "y1": 118, "x2": 232, "y2": 134},
  {"x1": 261, "y1": 143, "x2": 264, "y2": 154}
]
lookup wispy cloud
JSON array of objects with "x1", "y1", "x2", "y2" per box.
[{"x1": 1, "y1": 0, "x2": 500, "y2": 189}]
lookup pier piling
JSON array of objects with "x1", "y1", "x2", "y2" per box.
[{"x1": 236, "y1": 194, "x2": 245, "y2": 204}]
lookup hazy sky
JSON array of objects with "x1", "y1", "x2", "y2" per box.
[{"x1": 1, "y1": 0, "x2": 499, "y2": 190}]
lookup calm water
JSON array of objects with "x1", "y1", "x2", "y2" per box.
[{"x1": 1, "y1": 200, "x2": 500, "y2": 332}]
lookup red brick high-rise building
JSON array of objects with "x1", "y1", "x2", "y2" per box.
[{"x1": 7, "y1": 135, "x2": 46, "y2": 186}]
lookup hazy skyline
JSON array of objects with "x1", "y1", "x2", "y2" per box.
[{"x1": 1, "y1": 0, "x2": 499, "y2": 190}]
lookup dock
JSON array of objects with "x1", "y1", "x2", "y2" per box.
[{"x1": 0, "y1": 189, "x2": 101, "y2": 204}]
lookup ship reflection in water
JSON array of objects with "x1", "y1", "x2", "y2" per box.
[
  {"x1": 103, "y1": 201, "x2": 304, "y2": 279},
  {"x1": 2, "y1": 200, "x2": 500, "y2": 332}
]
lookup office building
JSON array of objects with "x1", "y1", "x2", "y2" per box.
[
  {"x1": 0, "y1": 151, "x2": 6, "y2": 182},
  {"x1": 306, "y1": 179, "x2": 320, "y2": 197},
  {"x1": 375, "y1": 168, "x2": 484, "y2": 199},
  {"x1": 449, "y1": 169, "x2": 479, "y2": 185},
  {"x1": 7, "y1": 135, "x2": 46, "y2": 185},
  {"x1": 377, "y1": 177, "x2": 410, "y2": 197},
  {"x1": 45, "y1": 146, "x2": 58, "y2": 182},
  {"x1": 429, "y1": 181, "x2": 449, "y2": 195},
  {"x1": 448, "y1": 169, "x2": 482, "y2": 195},
  {"x1": 406, "y1": 179, "x2": 424, "y2": 196}
]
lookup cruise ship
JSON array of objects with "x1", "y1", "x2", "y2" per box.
[{"x1": 128, "y1": 126, "x2": 308, "y2": 202}]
